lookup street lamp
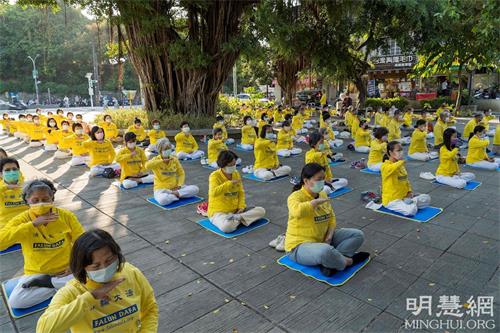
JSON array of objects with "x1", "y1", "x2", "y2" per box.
[
  {"x1": 27, "y1": 54, "x2": 40, "y2": 104},
  {"x1": 85, "y1": 73, "x2": 96, "y2": 108}
]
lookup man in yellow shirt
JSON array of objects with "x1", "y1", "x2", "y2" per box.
[
  {"x1": 116, "y1": 132, "x2": 154, "y2": 188},
  {"x1": 147, "y1": 119, "x2": 166, "y2": 152},
  {"x1": 174, "y1": 121, "x2": 205, "y2": 160},
  {"x1": 433, "y1": 112, "x2": 450, "y2": 148},
  {"x1": 466, "y1": 125, "x2": 500, "y2": 170}
]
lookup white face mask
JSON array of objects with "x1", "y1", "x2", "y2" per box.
[
  {"x1": 246, "y1": 119, "x2": 253, "y2": 125},
  {"x1": 87, "y1": 259, "x2": 119, "y2": 283},
  {"x1": 75, "y1": 129, "x2": 83, "y2": 135},
  {"x1": 182, "y1": 126, "x2": 190, "y2": 133},
  {"x1": 161, "y1": 149, "x2": 172, "y2": 158},
  {"x1": 265, "y1": 133, "x2": 274, "y2": 140},
  {"x1": 62, "y1": 125, "x2": 69, "y2": 130},
  {"x1": 105, "y1": 118, "x2": 111, "y2": 123},
  {"x1": 284, "y1": 126, "x2": 291, "y2": 131},
  {"x1": 49, "y1": 122, "x2": 56, "y2": 127},
  {"x1": 127, "y1": 142, "x2": 136, "y2": 149},
  {"x1": 224, "y1": 165, "x2": 237, "y2": 174},
  {"x1": 153, "y1": 124, "x2": 160, "y2": 130}
]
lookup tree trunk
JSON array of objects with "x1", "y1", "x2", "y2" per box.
[
  {"x1": 275, "y1": 56, "x2": 306, "y2": 105},
  {"x1": 455, "y1": 64, "x2": 463, "y2": 111},
  {"x1": 354, "y1": 75, "x2": 367, "y2": 108},
  {"x1": 117, "y1": 25, "x2": 124, "y2": 92}
]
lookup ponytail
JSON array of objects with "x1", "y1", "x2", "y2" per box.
[{"x1": 383, "y1": 141, "x2": 400, "y2": 162}]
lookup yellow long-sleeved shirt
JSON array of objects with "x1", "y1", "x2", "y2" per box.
[
  {"x1": 387, "y1": 118, "x2": 401, "y2": 141},
  {"x1": 241, "y1": 125, "x2": 257, "y2": 145},
  {"x1": 0, "y1": 208, "x2": 84, "y2": 275},
  {"x1": 463, "y1": 119, "x2": 481, "y2": 139},
  {"x1": 291, "y1": 114, "x2": 304, "y2": 131},
  {"x1": 374, "y1": 112, "x2": 384, "y2": 126},
  {"x1": 368, "y1": 139, "x2": 387, "y2": 166},
  {"x1": 381, "y1": 160, "x2": 411, "y2": 206},
  {"x1": 53, "y1": 115, "x2": 67, "y2": 128},
  {"x1": 408, "y1": 129, "x2": 428, "y2": 154},
  {"x1": 481, "y1": 115, "x2": 495, "y2": 131},
  {"x1": 0, "y1": 183, "x2": 28, "y2": 229},
  {"x1": 466, "y1": 136, "x2": 489, "y2": 164},
  {"x1": 320, "y1": 123, "x2": 336, "y2": 140},
  {"x1": 207, "y1": 169, "x2": 245, "y2": 217},
  {"x1": 494, "y1": 126, "x2": 500, "y2": 145},
  {"x1": 207, "y1": 139, "x2": 228, "y2": 164},
  {"x1": 305, "y1": 149, "x2": 333, "y2": 181},
  {"x1": 284, "y1": 187, "x2": 335, "y2": 252},
  {"x1": 36, "y1": 262, "x2": 158, "y2": 333},
  {"x1": 145, "y1": 156, "x2": 185, "y2": 191},
  {"x1": 254, "y1": 138, "x2": 279, "y2": 169},
  {"x1": 82, "y1": 140, "x2": 116, "y2": 167},
  {"x1": 436, "y1": 146, "x2": 460, "y2": 177},
  {"x1": 276, "y1": 129, "x2": 294, "y2": 150},
  {"x1": 403, "y1": 113, "x2": 414, "y2": 127},
  {"x1": 147, "y1": 129, "x2": 166, "y2": 145},
  {"x1": 213, "y1": 123, "x2": 228, "y2": 140},
  {"x1": 29, "y1": 124, "x2": 46, "y2": 141},
  {"x1": 273, "y1": 111, "x2": 284, "y2": 123},
  {"x1": 126, "y1": 125, "x2": 147, "y2": 141},
  {"x1": 344, "y1": 111, "x2": 353, "y2": 127},
  {"x1": 257, "y1": 120, "x2": 267, "y2": 136},
  {"x1": 115, "y1": 147, "x2": 147, "y2": 181},
  {"x1": 354, "y1": 127, "x2": 371, "y2": 147},
  {"x1": 174, "y1": 132, "x2": 198, "y2": 153},
  {"x1": 56, "y1": 130, "x2": 75, "y2": 150},
  {"x1": 45, "y1": 128, "x2": 59, "y2": 145},
  {"x1": 100, "y1": 122, "x2": 119, "y2": 139},
  {"x1": 433, "y1": 120, "x2": 447, "y2": 146},
  {"x1": 63, "y1": 134, "x2": 89, "y2": 156},
  {"x1": 0, "y1": 119, "x2": 10, "y2": 131},
  {"x1": 350, "y1": 116, "x2": 360, "y2": 137}
]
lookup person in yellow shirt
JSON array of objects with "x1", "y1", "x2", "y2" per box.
[
  {"x1": 54, "y1": 121, "x2": 79, "y2": 160},
  {"x1": 463, "y1": 113, "x2": 483, "y2": 142},
  {"x1": 44, "y1": 118, "x2": 59, "y2": 151},
  {"x1": 285, "y1": 163, "x2": 367, "y2": 276},
  {"x1": 320, "y1": 92, "x2": 327, "y2": 106},
  {"x1": 435, "y1": 128, "x2": 475, "y2": 188},
  {"x1": 126, "y1": 117, "x2": 148, "y2": 146},
  {"x1": 115, "y1": 132, "x2": 154, "y2": 189},
  {"x1": 7, "y1": 117, "x2": 17, "y2": 136},
  {"x1": 147, "y1": 119, "x2": 166, "y2": 152},
  {"x1": 321, "y1": 112, "x2": 343, "y2": 147},
  {"x1": 387, "y1": 110, "x2": 410, "y2": 144},
  {"x1": 408, "y1": 119, "x2": 438, "y2": 161},
  {"x1": 240, "y1": 116, "x2": 257, "y2": 150},
  {"x1": 83, "y1": 126, "x2": 120, "y2": 177},
  {"x1": 344, "y1": 106, "x2": 354, "y2": 129},
  {"x1": 257, "y1": 113, "x2": 272, "y2": 136},
  {"x1": 379, "y1": 141, "x2": 431, "y2": 216},
  {"x1": 402, "y1": 108, "x2": 415, "y2": 128},
  {"x1": 482, "y1": 109, "x2": 496, "y2": 136},
  {"x1": 291, "y1": 108, "x2": 308, "y2": 134},
  {"x1": 53, "y1": 109, "x2": 66, "y2": 128},
  {"x1": 276, "y1": 120, "x2": 302, "y2": 157},
  {"x1": 354, "y1": 120, "x2": 371, "y2": 153},
  {"x1": 374, "y1": 107, "x2": 385, "y2": 127},
  {"x1": 493, "y1": 125, "x2": 500, "y2": 156},
  {"x1": 208, "y1": 150, "x2": 265, "y2": 233},
  {"x1": 433, "y1": 111, "x2": 449, "y2": 148},
  {"x1": 466, "y1": 125, "x2": 500, "y2": 170},
  {"x1": 13, "y1": 114, "x2": 27, "y2": 140},
  {"x1": 174, "y1": 121, "x2": 205, "y2": 160},
  {"x1": 306, "y1": 132, "x2": 348, "y2": 194},
  {"x1": 145, "y1": 138, "x2": 199, "y2": 206},
  {"x1": 253, "y1": 125, "x2": 291, "y2": 180},
  {"x1": 1, "y1": 113, "x2": 11, "y2": 134},
  {"x1": 37, "y1": 229, "x2": 158, "y2": 333},
  {"x1": 34, "y1": 108, "x2": 47, "y2": 124},
  {"x1": 367, "y1": 127, "x2": 388, "y2": 172},
  {"x1": 205, "y1": 128, "x2": 241, "y2": 168},
  {"x1": 350, "y1": 112, "x2": 361, "y2": 138},
  {"x1": 214, "y1": 115, "x2": 235, "y2": 145},
  {"x1": 318, "y1": 127, "x2": 344, "y2": 162},
  {"x1": 0, "y1": 158, "x2": 28, "y2": 230},
  {"x1": 420, "y1": 111, "x2": 435, "y2": 139},
  {"x1": 100, "y1": 114, "x2": 122, "y2": 143},
  {"x1": 27, "y1": 115, "x2": 46, "y2": 147},
  {"x1": 75, "y1": 113, "x2": 91, "y2": 135},
  {"x1": 0, "y1": 179, "x2": 84, "y2": 309},
  {"x1": 273, "y1": 106, "x2": 285, "y2": 125}
]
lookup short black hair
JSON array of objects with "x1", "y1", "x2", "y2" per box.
[
  {"x1": 0, "y1": 157, "x2": 19, "y2": 171},
  {"x1": 261, "y1": 113, "x2": 268, "y2": 120},
  {"x1": 260, "y1": 124, "x2": 273, "y2": 139},
  {"x1": 216, "y1": 115, "x2": 224, "y2": 121},
  {"x1": 415, "y1": 119, "x2": 426, "y2": 128},
  {"x1": 124, "y1": 132, "x2": 137, "y2": 142},
  {"x1": 134, "y1": 117, "x2": 141, "y2": 124},
  {"x1": 212, "y1": 127, "x2": 223, "y2": 136},
  {"x1": 374, "y1": 127, "x2": 389, "y2": 140},
  {"x1": 282, "y1": 120, "x2": 291, "y2": 128},
  {"x1": 104, "y1": 114, "x2": 112, "y2": 120},
  {"x1": 90, "y1": 126, "x2": 104, "y2": 140},
  {"x1": 217, "y1": 150, "x2": 238, "y2": 168},
  {"x1": 308, "y1": 132, "x2": 323, "y2": 147},
  {"x1": 284, "y1": 114, "x2": 292, "y2": 122},
  {"x1": 72, "y1": 122, "x2": 83, "y2": 131},
  {"x1": 180, "y1": 121, "x2": 189, "y2": 128},
  {"x1": 243, "y1": 115, "x2": 252, "y2": 124},
  {"x1": 70, "y1": 229, "x2": 125, "y2": 284},
  {"x1": 322, "y1": 111, "x2": 331, "y2": 121}
]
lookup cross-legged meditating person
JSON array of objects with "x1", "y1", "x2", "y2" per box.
[
  {"x1": 83, "y1": 126, "x2": 120, "y2": 177},
  {"x1": 285, "y1": 163, "x2": 369, "y2": 277},
  {"x1": 208, "y1": 150, "x2": 266, "y2": 233},
  {"x1": 367, "y1": 127, "x2": 388, "y2": 172},
  {"x1": 116, "y1": 132, "x2": 154, "y2": 189},
  {"x1": 0, "y1": 179, "x2": 84, "y2": 309},
  {"x1": 174, "y1": 121, "x2": 205, "y2": 160},
  {"x1": 408, "y1": 119, "x2": 438, "y2": 161},
  {"x1": 253, "y1": 125, "x2": 292, "y2": 180},
  {"x1": 466, "y1": 125, "x2": 500, "y2": 170}
]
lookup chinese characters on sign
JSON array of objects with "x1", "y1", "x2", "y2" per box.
[{"x1": 369, "y1": 54, "x2": 416, "y2": 70}]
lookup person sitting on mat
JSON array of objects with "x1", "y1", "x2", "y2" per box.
[
  {"x1": 116, "y1": 132, "x2": 154, "y2": 189},
  {"x1": 99, "y1": 114, "x2": 123, "y2": 143},
  {"x1": 380, "y1": 141, "x2": 431, "y2": 216},
  {"x1": 0, "y1": 158, "x2": 28, "y2": 230},
  {"x1": 318, "y1": 128, "x2": 344, "y2": 162},
  {"x1": 240, "y1": 116, "x2": 257, "y2": 151},
  {"x1": 408, "y1": 119, "x2": 438, "y2": 161},
  {"x1": 353, "y1": 119, "x2": 371, "y2": 153},
  {"x1": 44, "y1": 118, "x2": 59, "y2": 151},
  {"x1": 74, "y1": 114, "x2": 91, "y2": 135},
  {"x1": 126, "y1": 117, "x2": 148, "y2": 147},
  {"x1": 306, "y1": 132, "x2": 348, "y2": 195},
  {"x1": 463, "y1": 113, "x2": 483, "y2": 144},
  {"x1": 253, "y1": 125, "x2": 292, "y2": 181},
  {"x1": 27, "y1": 115, "x2": 46, "y2": 148},
  {"x1": 276, "y1": 120, "x2": 302, "y2": 157},
  {"x1": 0, "y1": 179, "x2": 84, "y2": 309},
  {"x1": 37, "y1": 229, "x2": 158, "y2": 333},
  {"x1": 208, "y1": 150, "x2": 266, "y2": 233},
  {"x1": 435, "y1": 128, "x2": 475, "y2": 188},
  {"x1": 257, "y1": 112, "x2": 272, "y2": 136},
  {"x1": 174, "y1": 121, "x2": 205, "y2": 160},
  {"x1": 291, "y1": 108, "x2": 308, "y2": 134},
  {"x1": 387, "y1": 109, "x2": 410, "y2": 145},
  {"x1": 466, "y1": 125, "x2": 500, "y2": 170},
  {"x1": 63, "y1": 123, "x2": 90, "y2": 165},
  {"x1": 481, "y1": 109, "x2": 496, "y2": 137},
  {"x1": 213, "y1": 115, "x2": 235, "y2": 145},
  {"x1": 147, "y1": 119, "x2": 166, "y2": 153},
  {"x1": 366, "y1": 127, "x2": 388, "y2": 172},
  {"x1": 433, "y1": 111, "x2": 450, "y2": 149},
  {"x1": 145, "y1": 138, "x2": 199, "y2": 206},
  {"x1": 285, "y1": 163, "x2": 369, "y2": 277},
  {"x1": 321, "y1": 112, "x2": 343, "y2": 147},
  {"x1": 206, "y1": 128, "x2": 241, "y2": 169},
  {"x1": 83, "y1": 126, "x2": 120, "y2": 177}
]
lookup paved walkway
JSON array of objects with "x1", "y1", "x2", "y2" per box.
[{"x1": 0, "y1": 122, "x2": 498, "y2": 333}]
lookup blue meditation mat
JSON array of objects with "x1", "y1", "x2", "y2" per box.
[
  {"x1": 235, "y1": 143, "x2": 253, "y2": 152},
  {"x1": 406, "y1": 155, "x2": 438, "y2": 162},
  {"x1": 197, "y1": 218, "x2": 269, "y2": 238},
  {"x1": 277, "y1": 254, "x2": 370, "y2": 287},
  {"x1": 465, "y1": 164, "x2": 500, "y2": 172},
  {"x1": 431, "y1": 180, "x2": 482, "y2": 191},
  {"x1": 360, "y1": 168, "x2": 380, "y2": 175},
  {"x1": 112, "y1": 181, "x2": 153, "y2": 191},
  {"x1": 375, "y1": 206, "x2": 443, "y2": 223},
  {"x1": 0, "y1": 244, "x2": 21, "y2": 256},
  {"x1": 202, "y1": 165, "x2": 241, "y2": 171},
  {"x1": 147, "y1": 196, "x2": 204, "y2": 210},
  {"x1": 178, "y1": 156, "x2": 202, "y2": 162},
  {"x1": 242, "y1": 173, "x2": 288, "y2": 183},
  {"x1": 2, "y1": 277, "x2": 52, "y2": 319},
  {"x1": 328, "y1": 160, "x2": 345, "y2": 167},
  {"x1": 328, "y1": 187, "x2": 353, "y2": 199}
]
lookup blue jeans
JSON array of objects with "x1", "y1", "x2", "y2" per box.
[{"x1": 288, "y1": 228, "x2": 364, "y2": 270}]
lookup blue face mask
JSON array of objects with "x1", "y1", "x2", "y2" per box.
[
  {"x1": 311, "y1": 180, "x2": 325, "y2": 193},
  {"x1": 265, "y1": 133, "x2": 274, "y2": 140},
  {"x1": 318, "y1": 143, "x2": 325, "y2": 151},
  {"x1": 3, "y1": 170, "x2": 20, "y2": 183},
  {"x1": 87, "y1": 259, "x2": 119, "y2": 283}
]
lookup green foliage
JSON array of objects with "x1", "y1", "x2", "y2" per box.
[
  {"x1": 418, "y1": 97, "x2": 454, "y2": 109},
  {"x1": 365, "y1": 97, "x2": 409, "y2": 110},
  {"x1": 217, "y1": 94, "x2": 272, "y2": 115}
]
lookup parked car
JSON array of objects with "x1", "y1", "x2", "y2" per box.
[
  {"x1": 296, "y1": 89, "x2": 322, "y2": 105},
  {"x1": 236, "y1": 93, "x2": 251, "y2": 101}
]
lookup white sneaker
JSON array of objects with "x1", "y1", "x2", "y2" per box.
[
  {"x1": 200, "y1": 158, "x2": 208, "y2": 165},
  {"x1": 242, "y1": 166, "x2": 249, "y2": 174},
  {"x1": 269, "y1": 234, "x2": 281, "y2": 248},
  {"x1": 419, "y1": 172, "x2": 435, "y2": 180},
  {"x1": 275, "y1": 235, "x2": 286, "y2": 252}
]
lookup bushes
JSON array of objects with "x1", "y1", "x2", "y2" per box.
[
  {"x1": 365, "y1": 96, "x2": 409, "y2": 110},
  {"x1": 419, "y1": 97, "x2": 454, "y2": 109}
]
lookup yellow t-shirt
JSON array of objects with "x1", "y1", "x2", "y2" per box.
[
  {"x1": 100, "y1": 122, "x2": 119, "y2": 139},
  {"x1": 350, "y1": 116, "x2": 360, "y2": 137},
  {"x1": 82, "y1": 140, "x2": 116, "y2": 167},
  {"x1": 174, "y1": 132, "x2": 198, "y2": 153},
  {"x1": 374, "y1": 112, "x2": 385, "y2": 126},
  {"x1": 29, "y1": 124, "x2": 46, "y2": 141},
  {"x1": 291, "y1": 114, "x2": 304, "y2": 131},
  {"x1": 145, "y1": 156, "x2": 185, "y2": 191},
  {"x1": 0, "y1": 183, "x2": 28, "y2": 229},
  {"x1": 36, "y1": 262, "x2": 158, "y2": 333},
  {"x1": 284, "y1": 187, "x2": 335, "y2": 252},
  {"x1": 466, "y1": 136, "x2": 489, "y2": 164},
  {"x1": 241, "y1": 125, "x2": 257, "y2": 145},
  {"x1": 494, "y1": 126, "x2": 500, "y2": 145},
  {"x1": 344, "y1": 111, "x2": 353, "y2": 127},
  {"x1": 354, "y1": 127, "x2": 371, "y2": 147},
  {"x1": 436, "y1": 146, "x2": 460, "y2": 177},
  {"x1": 207, "y1": 139, "x2": 228, "y2": 164},
  {"x1": 381, "y1": 160, "x2": 411, "y2": 206},
  {"x1": 126, "y1": 125, "x2": 147, "y2": 141},
  {"x1": 207, "y1": 169, "x2": 245, "y2": 217},
  {"x1": 45, "y1": 128, "x2": 59, "y2": 145},
  {"x1": 433, "y1": 120, "x2": 447, "y2": 146},
  {"x1": 276, "y1": 129, "x2": 294, "y2": 150},
  {"x1": 254, "y1": 138, "x2": 279, "y2": 169},
  {"x1": 64, "y1": 133, "x2": 90, "y2": 156},
  {"x1": 57, "y1": 130, "x2": 75, "y2": 150},
  {"x1": 148, "y1": 129, "x2": 166, "y2": 145},
  {"x1": 403, "y1": 112, "x2": 413, "y2": 127},
  {"x1": 463, "y1": 118, "x2": 480, "y2": 139},
  {"x1": 368, "y1": 139, "x2": 387, "y2": 166},
  {"x1": 408, "y1": 129, "x2": 428, "y2": 154},
  {"x1": 115, "y1": 147, "x2": 147, "y2": 181},
  {"x1": 305, "y1": 149, "x2": 333, "y2": 181},
  {"x1": 273, "y1": 111, "x2": 284, "y2": 123}
]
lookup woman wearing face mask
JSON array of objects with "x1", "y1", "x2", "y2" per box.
[
  {"x1": 54, "y1": 121, "x2": 78, "y2": 159},
  {"x1": 353, "y1": 119, "x2": 371, "y2": 153},
  {"x1": 320, "y1": 112, "x2": 343, "y2": 148},
  {"x1": 174, "y1": 121, "x2": 204, "y2": 160},
  {"x1": 206, "y1": 128, "x2": 242, "y2": 169},
  {"x1": 253, "y1": 125, "x2": 292, "y2": 181},
  {"x1": 387, "y1": 110, "x2": 410, "y2": 145},
  {"x1": 99, "y1": 114, "x2": 122, "y2": 143},
  {"x1": 306, "y1": 132, "x2": 348, "y2": 194},
  {"x1": 276, "y1": 120, "x2": 302, "y2": 157},
  {"x1": 83, "y1": 126, "x2": 120, "y2": 177},
  {"x1": 1, "y1": 113, "x2": 11, "y2": 135},
  {"x1": 291, "y1": 108, "x2": 308, "y2": 134},
  {"x1": 126, "y1": 118, "x2": 148, "y2": 147},
  {"x1": 285, "y1": 163, "x2": 368, "y2": 277},
  {"x1": 466, "y1": 125, "x2": 500, "y2": 170},
  {"x1": 36, "y1": 229, "x2": 158, "y2": 333},
  {"x1": 145, "y1": 138, "x2": 199, "y2": 206},
  {"x1": 257, "y1": 113, "x2": 271, "y2": 136},
  {"x1": 367, "y1": 127, "x2": 389, "y2": 172},
  {"x1": 27, "y1": 115, "x2": 46, "y2": 147},
  {"x1": 0, "y1": 179, "x2": 84, "y2": 309},
  {"x1": 380, "y1": 141, "x2": 431, "y2": 216},
  {"x1": 53, "y1": 109, "x2": 66, "y2": 128},
  {"x1": 116, "y1": 132, "x2": 154, "y2": 189},
  {"x1": 0, "y1": 158, "x2": 28, "y2": 230},
  {"x1": 213, "y1": 115, "x2": 235, "y2": 145},
  {"x1": 433, "y1": 112, "x2": 449, "y2": 149},
  {"x1": 208, "y1": 150, "x2": 265, "y2": 233},
  {"x1": 240, "y1": 116, "x2": 257, "y2": 150},
  {"x1": 147, "y1": 119, "x2": 166, "y2": 153},
  {"x1": 44, "y1": 118, "x2": 59, "y2": 151},
  {"x1": 408, "y1": 119, "x2": 439, "y2": 161},
  {"x1": 13, "y1": 114, "x2": 26, "y2": 140},
  {"x1": 435, "y1": 128, "x2": 475, "y2": 188},
  {"x1": 75, "y1": 114, "x2": 91, "y2": 135}
]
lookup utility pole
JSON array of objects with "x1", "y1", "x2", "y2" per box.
[
  {"x1": 233, "y1": 64, "x2": 237, "y2": 96},
  {"x1": 91, "y1": 42, "x2": 100, "y2": 106},
  {"x1": 27, "y1": 54, "x2": 40, "y2": 104}
]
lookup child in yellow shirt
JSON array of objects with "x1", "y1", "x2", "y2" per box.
[
  {"x1": 276, "y1": 120, "x2": 302, "y2": 157},
  {"x1": 367, "y1": 127, "x2": 388, "y2": 171},
  {"x1": 240, "y1": 116, "x2": 257, "y2": 150},
  {"x1": 205, "y1": 128, "x2": 241, "y2": 168},
  {"x1": 83, "y1": 126, "x2": 120, "y2": 177},
  {"x1": 214, "y1": 115, "x2": 235, "y2": 145},
  {"x1": 116, "y1": 132, "x2": 154, "y2": 188},
  {"x1": 27, "y1": 115, "x2": 46, "y2": 147},
  {"x1": 147, "y1": 119, "x2": 166, "y2": 153},
  {"x1": 407, "y1": 119, "x2": 438, "y2": 161},
  {"x1": 174, "y1": 121, "x2": 205, "y2": 160},
  {"x1": 44, "y1": 118, "x2": 59, "y2": 151}
]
